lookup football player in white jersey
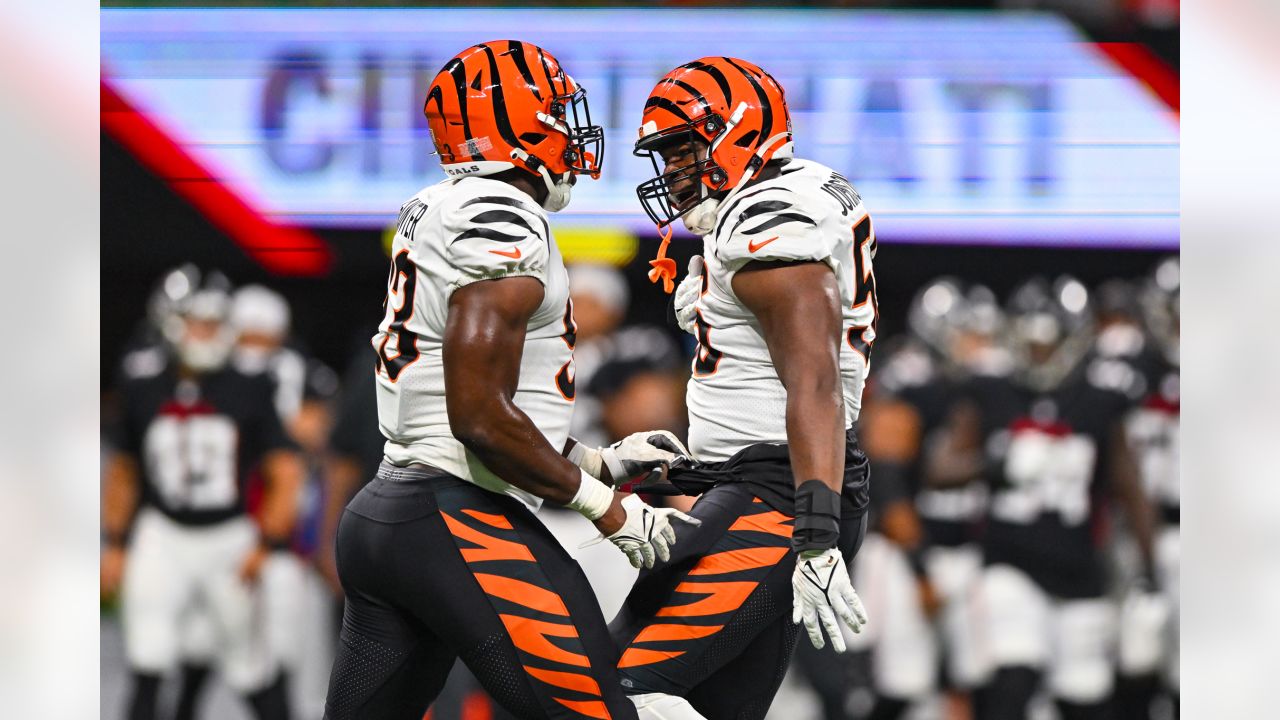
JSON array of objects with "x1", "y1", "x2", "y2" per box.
[
  {"x1": 321, "y1": 41, "x2": 698, "y2": 720},
  {"x1": 608, "y1": 57, "x2": 873, "y2": 720}
]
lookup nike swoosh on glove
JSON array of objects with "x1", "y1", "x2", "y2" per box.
[
  {"x1": 599, "y1": 430, "x2": 692, "y2": 486},
  {"x1": 673, "y1": 256, "x2": 704, "y2": 336},
  {"x1": 792, "y1": 548, "x2": 868, "y2": 652},
  {"x1": 606, "y1": 494, "x2": 700, "y2": 569}
]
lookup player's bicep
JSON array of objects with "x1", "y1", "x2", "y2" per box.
[
  {"x1": 443, "y1": 276, "x2": 544, "y2": 413},
  {"x1": 732, "y1": 261, "x2": 842, "y2": 385}
]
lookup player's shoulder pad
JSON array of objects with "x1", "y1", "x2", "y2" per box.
[
  {"x1": 711, "y1": 160, "x2": 854, "y2": 272},
  {"x1": 439, "y1": 177, "x2": 552, "y2": 289}
]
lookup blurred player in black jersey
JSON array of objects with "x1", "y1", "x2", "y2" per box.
[
  {"x1": 912, "y1": 281, "x2": 1012, "y2": 715},
  {"x1": 950, "y1": 276, "x2": 1157, "y2": 720},
  {"x1": 1115, "y1": 258, "x2": 1180, "y2": 720},
  {"x1": 835, "y1": 279, "x2": 1007, "y2": 720},
  {"x1": 102, "y1": 270, "x2": 304, "y2": 720}
]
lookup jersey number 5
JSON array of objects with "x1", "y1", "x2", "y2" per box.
[
  {"x1": 376, "y1": 250, "x2": 421, "y2": 382},
  {"x1": 846, "y1": 215, "x2": 878, "y2": 360}
]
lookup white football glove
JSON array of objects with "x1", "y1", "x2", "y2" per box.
[
  {"x1": 673, "y1": 256, "x2": 704, "y2": 336},
  {"x1": 1118, "y1": 582, "x2": 1171, "y2": 673},
  {"x1": 606, "y1": 494, "x2": 700, "y2": 569},
  {"x1": 792, "y1": 548, "x2": 867, "y2": 652},
  {"x1": 569, "y1": 430, "x2": 691, "y2": 486}
]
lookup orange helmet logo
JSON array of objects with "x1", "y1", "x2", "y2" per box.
[
  {"x1": 425, "y1": 40, "x2": 603, "y2": 181},
  {"x1": 634, "y1": 57, "x2": 792, "y2": 228}
]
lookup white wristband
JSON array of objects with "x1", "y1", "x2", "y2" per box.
[
  {"x1": 567, "y1": 469, "x2": 614, "y2": 521},
  {"x1": 566, "y1": 441, "x2": 605, "y2": 480}
]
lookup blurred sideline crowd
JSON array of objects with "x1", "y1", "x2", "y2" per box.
[{"x1": 101, "y1": 255, "x2": 1178, "y2": 720}]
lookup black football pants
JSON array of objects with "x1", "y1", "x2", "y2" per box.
[
  {"x1": 323, "y1": 463, "x2": 637, "y2": 720},
  {"x1": 610, "y1": 483, "x2": 866, "y2": 720}
]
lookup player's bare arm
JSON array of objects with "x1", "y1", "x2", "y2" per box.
[
  {"x1": 445, "y1": 275, "x2": 697, "y2": 568},
  {"x1": 1109, "y1": 420, "x2": 1157, "y2": 578},
  {"x1": 922, "y1": 400, "x2": 986, "y2": 488},
  {"x1": 101, "y1": 452, "x2": 140, "y2": 597},
  {"x1": 732, "y1": 261, "x2": 846, "y2": 492},
  {"x1": 443, "y1": 275, "x2": 624, "y2": 526},
  {"x1": 239, "y1": 448, "x2": 305, "y2": 583},
  {"x1": 733, "y1": 259, "x2": 867, "y2": 650},
  {"x1": 863, "y1": 394, "x2": 943, "y2": 616}
]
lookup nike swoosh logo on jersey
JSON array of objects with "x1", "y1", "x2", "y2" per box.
[
  {"x1": 488, "y1": 247, "x2": 522, "y2": 259},
  {"x1": 747, "y1": 236, "x2": 779, "y2": 253}
]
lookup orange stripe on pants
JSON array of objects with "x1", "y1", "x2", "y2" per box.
[
  {"x1": 461, "y1": 508, "x2": 514, "y2": 530},
  {"x1": 522, "y1": 665, "x2": 602, "y2": 696},
  {"x1": 618, "y1": 647, "x2": 687, "y2": 669},
  {"x1": 442, "y1": 512, "x2": 535, "y2": 563},
  {"x1": 727, "y1": 510, "x2": 793, "y2": 538},
  {"x1": 631, "y1": 623, "x2": 723, "y2": 644},
  {"x1": 688, "y1": 546, "x2": 789, "y2": 575},
  {"x1": 656, "y1": 581, "x2": 757, "y2": 617},
  {"x1": 474, "y1": 573, "x2": 570, "y2": 616},
  {"x1": 499, "y1": 615, "x2": 590, "y2": 667}
]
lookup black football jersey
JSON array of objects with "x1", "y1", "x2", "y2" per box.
[
  {"x1": 876, "y1": 341, "x2": 986, "y2": 547},
  {"x1": 969, "y1": 355, "x2": 1144, "y2": 599},
  {"x1": 112, "y1": 363, "x2": 294, "y2": 525}
]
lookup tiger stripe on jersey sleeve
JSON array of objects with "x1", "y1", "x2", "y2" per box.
[
  {"x1": 728, "y1": 199, "x2": 816, "y2": 237},
  {"x1": 443, "y1": 183, "x2": 552, "y2": 297},
  {"x1": 712, "y1": 185, "x2": 795, "y2": 239},
  {"x1": 714, "y1": 186, "x2": 827, "y2": 273},
  {"x1": 453, "y1": 194, "x2": 551, "y2": 246}
]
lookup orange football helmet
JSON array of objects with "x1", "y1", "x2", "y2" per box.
[
  {"x1": 424, "y1": 40, "x2": 603, "y2": 208},
  {"x1": 634, "y1": 57, "x2": 793, "y2": 229}
]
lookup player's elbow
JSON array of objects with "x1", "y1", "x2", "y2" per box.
[
  {"x1": 447, "y1": 398, "x2": 505, "y2": 454},
  {"x1": 448, "y1": 414, "x2": 488, "y2": 452},
  {"x1": 784, "y1": 366, "x2": 844, "y2": 416},
  {"x1": 781, "y1": 358, "x2": 842, "y2": 400}
]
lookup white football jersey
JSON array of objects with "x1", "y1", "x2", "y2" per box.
[
  {"x1": 372, "y1": 176, "x2": 576, "y2": 510},
  {"x1": 686, "y1": 159, "x2": 878, "y2": 462}
]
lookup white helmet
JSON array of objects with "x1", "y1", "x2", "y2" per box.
[
  {"x1": 149, "y1": 266, "x2": 235, "y2": 372},
  {"x1": 229, "y1": 284, "x2": 292, "y2": 374}
]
